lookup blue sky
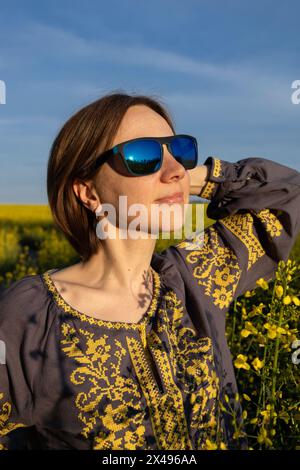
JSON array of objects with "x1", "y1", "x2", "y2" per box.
[{"x1": 0, "y1": 0, "x2": 299, "y2": 203}]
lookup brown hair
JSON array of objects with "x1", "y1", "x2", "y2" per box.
[{"x1": 47, "y1": 90, "x2": 176, "y2": 263}]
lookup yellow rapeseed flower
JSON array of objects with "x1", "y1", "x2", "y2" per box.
[
  {"x1": 240, "y1": 329, "x2": 251, "y2": 338},
  {"x1": 260, "y1": 404, "x2": 277, "y2": 422},
  {"x1": 241, "y1": 307, "x2": 247, "y2": 319},
  {"x1": 257, "y1": 427, "x2": 272, "y2": 446},
  {"x1": 292, "y1": 296, "x2": 300, "y2": 306},
  {"x1": 256, "y1": 278, "x2": 269, "y2": 290},
  {"x1": 275, "y1": 285, "x2": 283, "y2": 298},
  {"x1": 248, "y1": 303, "x2": 265, "y2": 318},
  {"x1": 243, "y1": 394, "x2": 251, "y2": 401},
  {"x1": 252, "y1": 357, "x2": 264, "y2": 371},
  {"x1": 276, "y1": 326, "x2": 287, "y2": 335},
  {"x1": 263, "y1": 323, "x2": 277, "y2": 339},
  {"x1": 241, "y1": 321, "x2": 258, "y2": 337},
  {"x1": 283, "y1": 295, "x2": 291, "y2": 305},
  {"x1": 205, "y1": 439, "x2": 218, "y2": 450},
  {"x1": 233, "y1": 430, "x2": 244, "y2": 440},
  {"x1": 244, "y1": 290, "x2": 253, "y2": 297},
  {"x1": 247, "y1": 321, "x2": 258, "y2": 333},
  {"x1": 234, "y1": 354, "x2": 250, "y2": 370}
]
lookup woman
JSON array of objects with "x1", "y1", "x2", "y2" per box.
[{"x1": 0, "y1": 92, "x2": 300, "y2": 450}]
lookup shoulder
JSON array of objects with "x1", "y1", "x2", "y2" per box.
[
  {"x1": 0, "y1": 273, "x2": 50, "y2": 329},
  {"x1": 0, "y1": 273, "x2": 43, "y2": 302}
]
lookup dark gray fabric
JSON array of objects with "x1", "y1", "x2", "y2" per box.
[{"x1": 1, "y1": 156, "x2": 299, "y2": 450}]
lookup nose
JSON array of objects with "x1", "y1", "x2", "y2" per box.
[{"x1": 159, "y1": 144, "x2": 186, "y2": 180}]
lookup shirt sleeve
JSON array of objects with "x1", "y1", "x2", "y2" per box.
[
  {"x1": 163, "y1": 156, "x2": 300, "y2": 312},
  {"x1": 0, "y1": 278, "x2": 36, "y2": 450}
]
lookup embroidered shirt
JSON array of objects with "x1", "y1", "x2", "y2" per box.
[{"x1": 1, "y1": 156, "x2": 300, "y2": 450}]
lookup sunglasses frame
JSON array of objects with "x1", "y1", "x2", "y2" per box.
[{"x1": 91, "y1": 134, "x2": 198, "y2": 176}]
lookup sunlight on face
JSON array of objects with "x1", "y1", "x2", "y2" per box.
[{"x1": 93, "y1": 104, "x2": 190, "y2": 238}]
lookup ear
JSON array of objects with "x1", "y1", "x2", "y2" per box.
[
  {"x1": 72, "y1": 179, "x2": 81, "y2": 199},
  {"x1": 72, "y1": 179, "x2": 92, "y2": 208},
  {"x1": 73, "y1": 178, "x2": 102, "y2": 214}
]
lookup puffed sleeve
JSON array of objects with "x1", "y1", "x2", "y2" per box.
[
  {"x1": 164, "y1": 156, "x2": 300, "y2": 312},
  {"x1": 0, "y1": 277, "x2": 36, "y2": 450}
]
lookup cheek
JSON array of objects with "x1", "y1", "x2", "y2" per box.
[
  {"x1": 126, "y1": 176, "x2": 156, "y2": 204},
  {"x1": 111, "y1": 179, "x2": 155, "y2": 219},
  {"x1": 184, "y1": 170, "x2": 190, "y2": 187},
  {"x1": 183, "y1": 173, "x2": 190, "y2": 200}
]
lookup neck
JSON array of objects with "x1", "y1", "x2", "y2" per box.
[{"x1": 78, "y1": 230, "x2": 157, "y2": 291}]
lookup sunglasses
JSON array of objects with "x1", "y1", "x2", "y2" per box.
[{"x1": 91, "y1": 134, "x2": 198, "y2": 176}]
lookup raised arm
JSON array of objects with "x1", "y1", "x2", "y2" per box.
[{"x1": 164, "y1": 156, "x2": 300, "y2": 312}]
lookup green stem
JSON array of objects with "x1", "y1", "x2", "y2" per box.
[
  {"x1": 256, "y1": 339, "x2": 268, "y2": 417},
  {"x1": 230, "y1": 299, "x2": 238, "y2": 346},
  {"x1": 270, "y1": 271, "x2": 288, "y2": 422},
  {"x1": 256, "y1": 280, "x2": 277, "y2": 417}
]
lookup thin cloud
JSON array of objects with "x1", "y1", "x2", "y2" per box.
[
  {"x1": 1, "y1": 21, "x2": 295, "y2": 94},
  {"x1": 0, "y1": 21, "x2": 265, "y2": 84}
]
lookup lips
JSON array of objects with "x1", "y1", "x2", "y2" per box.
[{"x1": 155, "y1": 192, "x2": 184, "y2": 203}]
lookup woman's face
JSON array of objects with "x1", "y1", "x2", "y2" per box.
[{"x1": 93, "y1": 104, "x2": 190, "y2": 236}]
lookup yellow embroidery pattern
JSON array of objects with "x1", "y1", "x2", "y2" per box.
[
  {"x1": 42, "y1": 267, "x2": 161, "y2": 330},
  {"x1": 156, "y1": 290, "x2": 220, "y2": 448},
  {"x1": 0, "y1": 392, "x2": 26, "y2": 446},
  {"x1": 200, "y1": 181, "x2": 217, "y2": 200},
  {"x1": 126, "y1": 331, "x2": 193, "y2": 450},
  {"x1": 60, "y1": 323, "x2": 149, "y2": 450},
  {"x1": 220, "y1": 212, "x2": 266, "y2": 270},
  {"x1": 220, "y1": 210, "x2": 283, "y2": 269},
  {"x1": 252, "y1": 209, "x2": 283, "y2": 237},
  {"x1": 211, "y1": 158, "x2": 222, "y2": 178},
  {"x1": 176, "y1": 209, "x2": 283, "y2": 308},
  {"x1": 199, "y1": 157, "x2": 222, "y2": 199},
  {"x1": 176, "y1": 225, "x2": 241, "y2": 309},
  {"x1": 60, "y1": 289, "x2": 220, "y2": 450}
]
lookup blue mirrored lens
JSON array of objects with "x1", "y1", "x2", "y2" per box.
[
  {"x1": 123, "y1": 140, "x2": 161, "y2": 175},
  {"x1": 170, "y1": 136, "x2": 197, "y2": 169}
]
